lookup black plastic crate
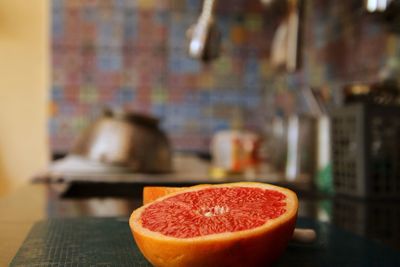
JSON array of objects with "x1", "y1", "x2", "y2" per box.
[{"x1": 331, "y1": 103, "x2": 400, "y2": 198}]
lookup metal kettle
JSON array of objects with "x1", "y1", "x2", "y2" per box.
[{"x1": 72, "y1": 110, "x2": 172, "y2": 173}]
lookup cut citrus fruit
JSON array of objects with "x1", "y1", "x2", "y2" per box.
[
  {"x1": 142, "y1": 184, "x2": 214, "y2": 205},
  {"x1": 143, "y1": 186, "x2": 186, "y2": 205},
  {"x1": 130, "y1": 182, "x2": 298, "y2": 267}
]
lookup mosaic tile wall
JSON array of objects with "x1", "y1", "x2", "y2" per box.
[
  {"x1": 50, "y1": 0, "x2": 400, "y2": 153},
  {"x1": 50, "y1": 0, "x2": 277, "y2": 153},
  {"x1": 268, "y1": 0, "x2": 400, "y2": 116}
]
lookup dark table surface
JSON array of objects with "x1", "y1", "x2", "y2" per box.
[
  {"x1": 1, "y1": 181, "x2": 399, "y2": 266},
  {"x1": 10, "y1": 217, "x2": 400, "y2": 267}
]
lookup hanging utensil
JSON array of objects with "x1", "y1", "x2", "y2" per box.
[
  {"x1": 270, "y1": 0, "x2": 301, "y2": 72},
  {"x1": 187, "y1": 0, "x2": 221, "y2": 63}
]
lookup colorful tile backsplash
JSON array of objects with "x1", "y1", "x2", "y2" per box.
[
  {"x1": 50, "y1": 0, "x2": 400, "y2": 153},
  {"x1": 50, "y1": 0, "x2": 273, "y2": 153}
]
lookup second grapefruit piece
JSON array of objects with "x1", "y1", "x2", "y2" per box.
[{"x1": 143, "y1": 186, "x2": 186, "y2": 205}]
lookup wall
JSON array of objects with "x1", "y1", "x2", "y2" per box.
[
  {"x1": 267, "y1": 0, "x2": 400, "y2": 115},
  {"x1": 50, "y1": 0, "x2": 277, "y2": 153},
  {"x1": 0, "y1": 0, "x2": 49, "y2": 194},
  {"x1": 50, "y1": 0, "x2": 400, "y2": 153}
]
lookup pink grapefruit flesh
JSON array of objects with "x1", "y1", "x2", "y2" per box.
[{"x1": 141, "y1": 187, "x2": 286, "y2": 238}]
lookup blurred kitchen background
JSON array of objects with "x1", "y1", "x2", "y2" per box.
[
  {"x1": 48, "y1": 0, "x2": 399, "y2": 152},
  {"x1": 1, "y1": 0, "x2": 400, "y2": 191},
  {"x1": 48, "y1": 0, "x2": 400, "y2": 155},
  {"x1": 1, "y1": 0, "x2": 400, "y2": 258}
]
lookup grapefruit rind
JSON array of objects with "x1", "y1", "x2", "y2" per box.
[{"x1": 130, "y1": 182, "x2": 298, "y2": 267}]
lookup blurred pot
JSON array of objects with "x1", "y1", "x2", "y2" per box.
[{"x1": 72, "y1": 110, "x2": 172, "y2": 173}]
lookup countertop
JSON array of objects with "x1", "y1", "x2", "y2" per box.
[
  {"x1": 37, "y1": 154, "x2": 312, "y2": 188},
  {"x1": 1, "y1": 182, "x2": 399, "y2": 266}
]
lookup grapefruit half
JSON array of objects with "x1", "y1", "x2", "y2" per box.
[{"x1": 130, "y1": 182, "x2": 298, "y2": 267}]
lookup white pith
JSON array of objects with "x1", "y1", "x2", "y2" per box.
[{"x1": 199, "y1": 205, "x2": 230, "y2": 217}]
